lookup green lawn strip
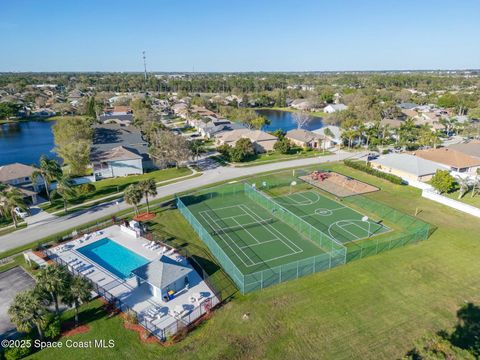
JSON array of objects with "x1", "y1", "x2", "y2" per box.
[
  {"x1": 40, "y1": 167, "x2": 193, "y2": 213},
  {"x1": 0, "y1": 222, "x2": 27, "y2": 236},
  {"x1": 233, "y1": 150, "x2": 332, "y2": 167},
  {"x1": 49, "y1": 172, "x2": 202, "y2": 217},
  {"x1": 441, "y1": 189, "x2": 480, "y2": 208}
]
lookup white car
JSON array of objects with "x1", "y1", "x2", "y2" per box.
[{"x1": 14, "y1": 207, "x2": 29, "y2": 219}]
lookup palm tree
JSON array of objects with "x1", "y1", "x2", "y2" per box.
[
  {"x1": 8, "y1": 289, "x2": 50, "y2": 340},
  {"x1": 32, "y1": 156, "x2": 62, "y2": 203},
  {"x1": 456, "y1": 177, "x2": 471, "y2": 199},
  {"x1": 189, "y1": 139, "x2": 205, "y2": 161},
  {"x1": 124, "y1": 184, "x2": 143, "y2": 215},
  {"x1": 35, "y1": 264, "x2": 71, "y2": 315},
  {"x1": 138, "y1": 179, "x2": 157, "y2": 213},
  {"x1": 50, "y1": 175, "x2": 76, "y2": 212},
  {"x1": 0, "y1": 185, "x2": 28, "y2": 228},
  {"x1": 62, "y1": 276, "x2": 92, "y2": 327}
]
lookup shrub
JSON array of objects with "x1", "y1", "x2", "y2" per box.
[
  {"x1": 4, "y1": 341, "x2": 32, "y2": 360},
  {"x1": 76, "y1": 183, "x2": 96, "y2": 196},
  {"x1": 273, "y1": 138, "x2": 292, "y2": 154},
  {"x1": 43, "y1": 315, "x2": 61, "y2": 340},
  {"x1": 431, "y1": 170, "x2": 456, "y2": 194},
  {"x1": 124, "y1": 309, "x2": 138, "y2": 325},
  {"x1": 344, "y1": 160, "x2": 403, "y2": 185}
]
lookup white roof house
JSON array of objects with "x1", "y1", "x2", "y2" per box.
[
  {"x1": 312, "y1": 125, "x2": 343, "y2": 146},
  {"x1": 370, "y1": 153, "x2": 449, "y2": 182},
  {"x1": 323, "y1": 104, "x2": 347, "y2": 113}
]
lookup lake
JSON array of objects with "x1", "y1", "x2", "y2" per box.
[
  {"x1": 255, "y1": 109, "x2": 324, "y2": 132},
  {"x1": 0, "y1": 121, "x2": 57, "y2": 166}
]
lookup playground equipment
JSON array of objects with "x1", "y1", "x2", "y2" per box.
[{"x1": 310, "y1": 170, "x2": 330, "y2": 181}]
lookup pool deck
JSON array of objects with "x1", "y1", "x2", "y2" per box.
[{"x1": 50, "y1": 225, "x2": 217, "y2": 338}]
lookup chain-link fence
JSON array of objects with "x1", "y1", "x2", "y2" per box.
[{"x1": 177, "y1": 182, "x2": 348, "y2": 294}]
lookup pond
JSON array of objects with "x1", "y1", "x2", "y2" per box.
[
  {"x1": 0, "y1": 121, "x2": 58, "y2": 166},
  {"x1": 255, "y1": 109, "x2": 324, "y2": 132}
]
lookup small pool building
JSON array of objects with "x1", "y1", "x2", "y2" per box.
[{"x1": 132, "y1": 256, "x2": 192, "y2": 300}]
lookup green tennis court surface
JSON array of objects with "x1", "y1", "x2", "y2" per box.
[
  {"x1": 184, "y1": 192, "x2": 327, "y2": 274},
  {"x1": 272, "y1": 190, "x2": 390, "y2": 244}
]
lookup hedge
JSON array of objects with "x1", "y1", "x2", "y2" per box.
[{"x1": 343, "y1": 160, "x2": 404, "y2": 185}]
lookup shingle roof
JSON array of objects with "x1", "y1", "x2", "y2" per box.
[
  {"x1": 0, "y1": 163, "x2": 37, "y2": 182},
  {"x1": 371, "y1": 153, "x2": 448, "y2": 177},
  {"x1": 93, "y1": 146, "x2": 142, "y2": 162},
  {"x1": 131, "y1": 256, "x2": 192, "y2": 290},
  {"x1": 286, "y1": 129, "x2": 323, "y2": 143},
  {"x1": 91, "y1": 124, "x2": 149, "y2": 162},
  {"x1": 412, "y1": 148, "x2": 480, "y2": 169},
  {"x1": 447, "y1": 141, "x2": 480, "y2": 159}
]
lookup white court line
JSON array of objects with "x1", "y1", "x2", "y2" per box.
[
  {"x1": 230, "y1": 217, "x2": 262, "y2": 245},
  {"x1": 239, "y1": 239, "x2": 279, "y2": 249},
  {"x1": 239, "y1": 204, "x2": 303, "y2": 254},
  {"x1": 199, "y1": 210, "x2": 255, "y2": 267},
  {"x1": 348, "y1": 221, "x2": 373, "y2": 237},
  {"x1": 337, "y1": 222, "x2": 360, "y2": 240},
  {"x1": 299, "y1": 206, "x2": 346, "y2": 218}
]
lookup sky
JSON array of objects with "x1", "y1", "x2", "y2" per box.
[{"x1": 0, "y1": 0, "x2": 479, "y2": 72}]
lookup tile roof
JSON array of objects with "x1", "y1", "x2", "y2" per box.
[{"x1": 412, "y1": 147, "x2": 480, "y2": 169}]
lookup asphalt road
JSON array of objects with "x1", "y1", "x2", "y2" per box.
[{"x1": 0, "y1": 152, "x2": 362, "y2": 253}]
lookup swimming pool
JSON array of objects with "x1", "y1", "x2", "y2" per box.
[{"x1": 77, "y1": 238, "x2": 149, "y2": 279}]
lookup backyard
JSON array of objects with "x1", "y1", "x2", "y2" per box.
[{"x1": 21, "y1": 163, "x2": 480, "y2": 359}]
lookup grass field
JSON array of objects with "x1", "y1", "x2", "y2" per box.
[{"x1": 20, "y1": 162, "x2": 480, "y2": 359}]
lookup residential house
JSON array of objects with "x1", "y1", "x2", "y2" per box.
[
  {"x1": 290, "y1": 99, "x2": 319, "y2": 111},
  {"x1": 312, "y1": 125, "x2": 342, "y2": 148},
  {"x1": 323, "y1": 104, "x2": 347, "y2": 113},
  {"x1": 0, "y1": 163, "x2": 45, "y2": 204},
  {"x1": 285, "y1": 129, "x2": 324, "y2": 150},
  {"x1": 412, "y1": 148, "x2": 480, "y2": 174},
  {"x1": 370, "y1": 153, "x2": 449, "y2": 182},
  {"x1": 447, "y1": 140, "x2": 480, "y2": 160},
  {"x1": 99, "y1": 106, "x2": 134, "y2": 125},
  {"x1": 215, "y1": 129, "x2": 278, "y2": 153},
  {"x1": 380, "y1": 118, "x2": 404, "y2": 129},
  {"x1": 197, "y1": 119, "x2": 245, "y2": 138},
  {"x1": 91, "y1": 124, "x2": 154, "y2": 179}
]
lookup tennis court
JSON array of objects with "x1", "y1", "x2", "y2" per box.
[
  {"x1": 272, "y1": 190, "x2": 390, "y2": 244},
  {"x1": 181, "y1": 191, "x2": 327, "y2": 275}
]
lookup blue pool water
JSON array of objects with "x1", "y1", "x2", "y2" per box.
[{"x1": 77, "y1": 238, "x2": 149, "y2": 279}]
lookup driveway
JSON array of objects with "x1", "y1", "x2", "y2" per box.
[
  {"x1": 0, "y1": 151, "x2": 365, "y2": 253},
  {"x1": 0, "y1": 267, "x2": 36, "y2": 340}
]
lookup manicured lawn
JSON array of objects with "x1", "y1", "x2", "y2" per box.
[
  {"x1": 40, "y1": 167, "x2": 193, "y2": 213},
  {"x1": 233, "y1": 149, "x2": 332, "y2": 167},
  {"x1": 442, "y1": 189, "x2": 480, "y2": 208},
  {"x1": 18, "y1": 163, "x2": 480, "y2": 359}
]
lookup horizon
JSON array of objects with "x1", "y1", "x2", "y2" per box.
[{"x1": 1, "y1": 0, "x2": 479, "y2": 72}]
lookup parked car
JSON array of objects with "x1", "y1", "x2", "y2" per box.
[{"x1": 14, "y1": 207, "x2": 29, "y2": 219}]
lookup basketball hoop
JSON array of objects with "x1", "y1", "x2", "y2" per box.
[{"x1": 362, "y1": 216, "x2": 371, "y2": 237}]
